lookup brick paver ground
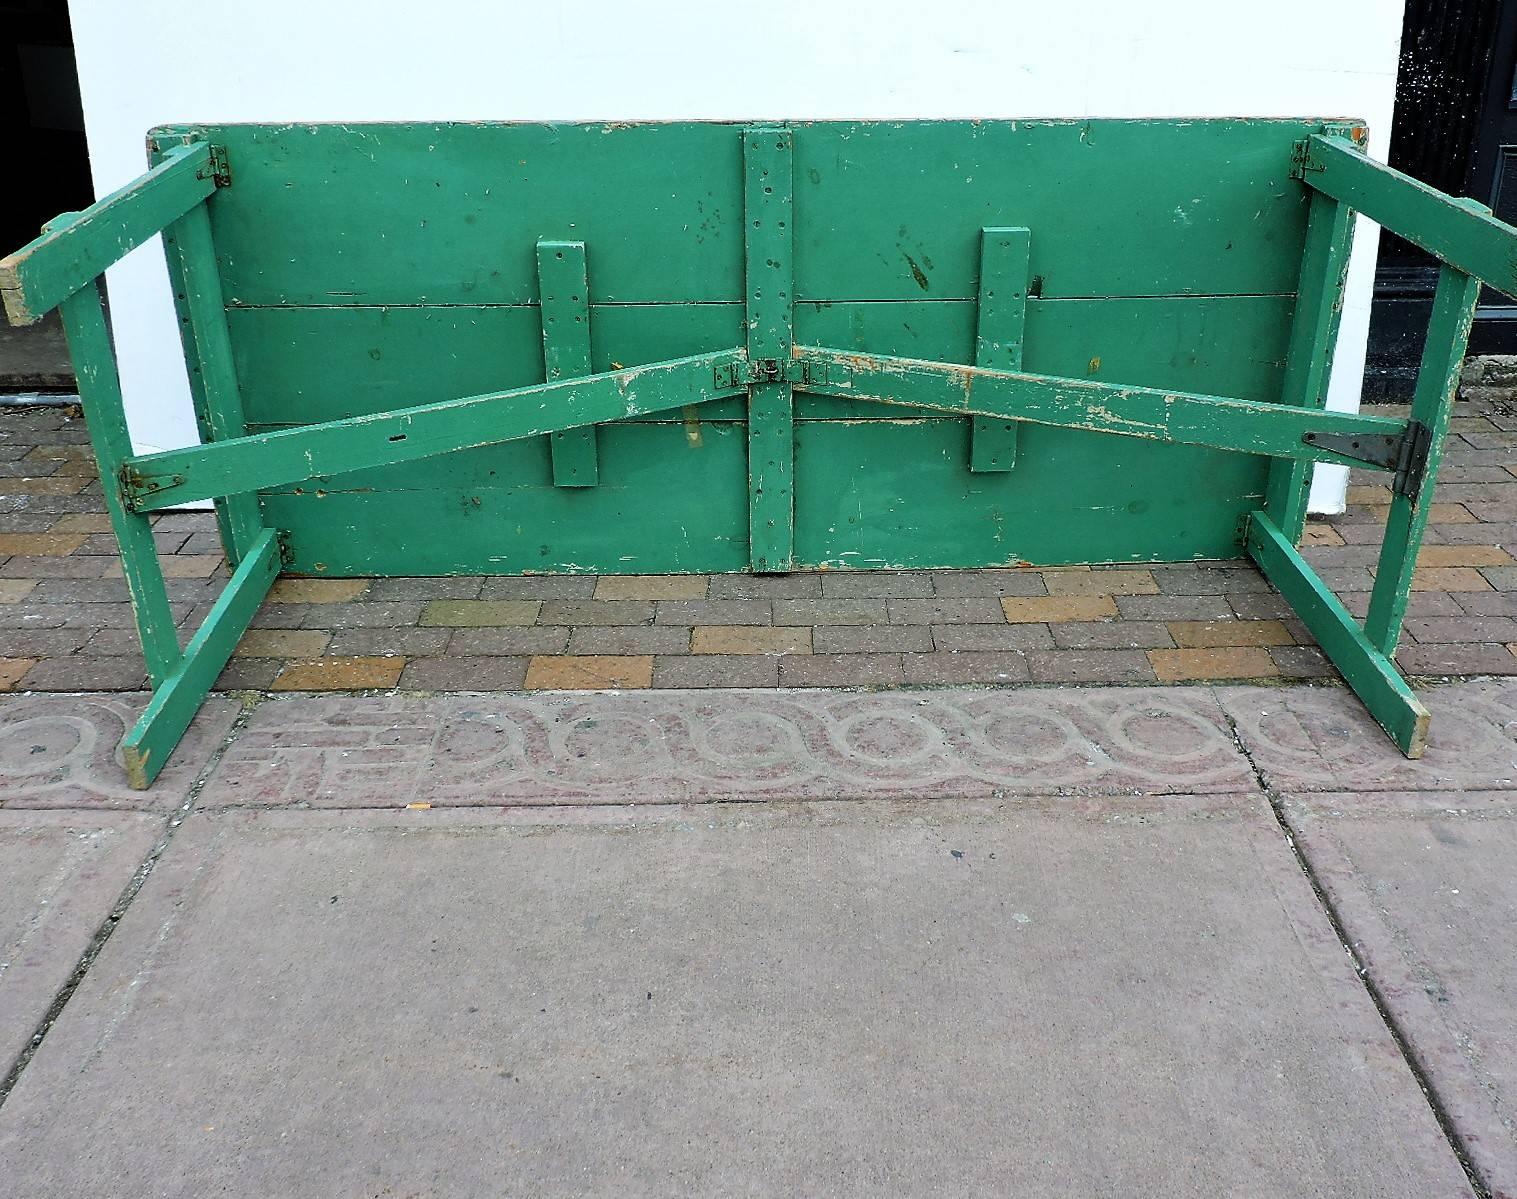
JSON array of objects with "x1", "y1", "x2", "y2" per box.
[{"x1": 4, "y1": 396, "x2": 1517, "y2": 694}]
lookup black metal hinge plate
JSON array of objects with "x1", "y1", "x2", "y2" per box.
[
  {"x1": 715, "y1": 358, "x2": 826, "y2": 389},
  {"x1": 202, "y1": 145, "x2": 232, "y2": 188},
  {"x1": 1392, "y1": 419, "x2": 1434, "y2": 501},
  {"x1": 1301, "y1": 419, "x2": 1434, "y2": 502}
]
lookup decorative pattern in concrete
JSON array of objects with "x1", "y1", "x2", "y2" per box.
[
  {"x1": 1218, "y1": 680, "x2": 1517, "y2": 793},
  {"x1": 0, "y1": 694, "x2": 240, "y2": 811},
  {"x1": 0, "y1": 677, "x2": 1513, "y2": 1193},
  {"x1": 200, "y1": 687, "x2": 1257, "y2": 807}
]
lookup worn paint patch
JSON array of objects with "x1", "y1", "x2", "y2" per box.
[{"x1": 902, "y1": 252, "x2": 930, "y2": 292}]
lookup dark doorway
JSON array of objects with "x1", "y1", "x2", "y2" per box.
[
  {"x1": 0, "y1": 0, "x2": 90, "y2": 391},
  {"x1": 1367, "y1": 0, "x2": 1517, "y2": 400}
]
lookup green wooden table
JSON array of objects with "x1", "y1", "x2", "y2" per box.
[{"x1": 3, "y1": 119, "x2": 1509, "y2": 786}]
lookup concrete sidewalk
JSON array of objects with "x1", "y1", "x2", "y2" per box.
[{"x1": 2, "y1": 681, "x2": 1514, "y2": 1197}]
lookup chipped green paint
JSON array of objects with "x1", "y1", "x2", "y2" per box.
[
  {"x1": 124, "y1": 351, "x2": 747, "y2": 512},
  {"x1": 796, "y1": 347, "x2": 1410, "y2": 465},
  {"x1": 4, "y1": 117, "x2": 1512, "y2": 785},
  {"x1": 222, "y1": 294, "x2": 1293, "y2": 427}
]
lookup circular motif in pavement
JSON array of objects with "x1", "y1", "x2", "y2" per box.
[
  {"x1": 972, "y1": 706, "x2": 1089, "y2": 766},
  {"x1": 0, "y1": 714, "x2": 99, "y2": 782},
  {"x1": 553, "y1": 713, "x2": 671, "y2": 776},
  {"x1": 1109, "y1": 704, "x2": 1224, "y2": 762},
  {"x1": 831, "y1": 709, "x2": 944, "y2": 768},
  {"x1": 695, "y1": 708, "x2": 807, "y2": 771},
  {"x1": 1230, "y1": 682, "x2": 1517, "y2": 788}
]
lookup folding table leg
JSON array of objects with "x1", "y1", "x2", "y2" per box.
[
  {"x1": 1248, "y1": 262, "x2": 1481, "y2": 760},
  {"x1": 161, "y1": 199, "x2": 265, "y2": 563},
  {"x1": 1262, "y1": 189, "x2": 1353, "y2": 543},
  {"x1": 58, "y1": 283, "x2": 183, "y2": 686},
  {"x1": 60, "y1": 277, "x2": 282, "y2": 789},
  {"x1": 1364, "y1": 265, "x2": 1483, "y2": 651}
]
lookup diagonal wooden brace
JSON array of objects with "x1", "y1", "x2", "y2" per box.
[
  {"x1": 795, "y1": 347, "x2": 1416, "y2": 468},
  {"x1": 121, "y1": 349, "x2": 751, "y2": 512}
]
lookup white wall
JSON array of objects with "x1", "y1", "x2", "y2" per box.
[{"x1": 70, "y1": 0, "x2": 1406, "y2": 512}]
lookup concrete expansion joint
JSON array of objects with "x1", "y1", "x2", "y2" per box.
[
  {"x1": 0, "y1": 690, "x2": 260, "y2": 1113},
  {"x1": 1221, "y1": 707, "x2": 1493, "y2": 1199}
]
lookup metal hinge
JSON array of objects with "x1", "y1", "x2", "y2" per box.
[
  {"x1": 1290, "y1": 124, "x2": 1366, "y2": 181},
  {"x1": 1288, "y1": 139, "x2": 1320, "y2": 180},
  {"x1": 750, "y1": 358, "x2": 787, "y2": 384},
  {"x1": 1392, "y1": 420, "x2": 1435, "y2": 501},
  {"x1": 118, "y1": 464, "x2": 183, "y2": 512},
  {"x1": 715, "y1": 358, "x2": 826, "y2": 389},
  {"x1": 1300, "y1": 419, "x2": 1434, "y2": 502},
  {"x1": 197, "y1": 145, "x2": 232, "y2": 188}
]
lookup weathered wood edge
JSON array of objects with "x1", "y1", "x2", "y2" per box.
[{"x1": 0, "y1": 143, "x2": 215, "y2": 325}]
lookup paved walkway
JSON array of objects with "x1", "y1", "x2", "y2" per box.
[
  {"x1": 5, "y1": 397, "x2": 1517, "y2": 694},
  {"x1": 3, "y1": 680, "x2": 1516, "y2": 1196},
  {"x1": 5, "y1": 399, "x2": 1517, "y2": 1193}
]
